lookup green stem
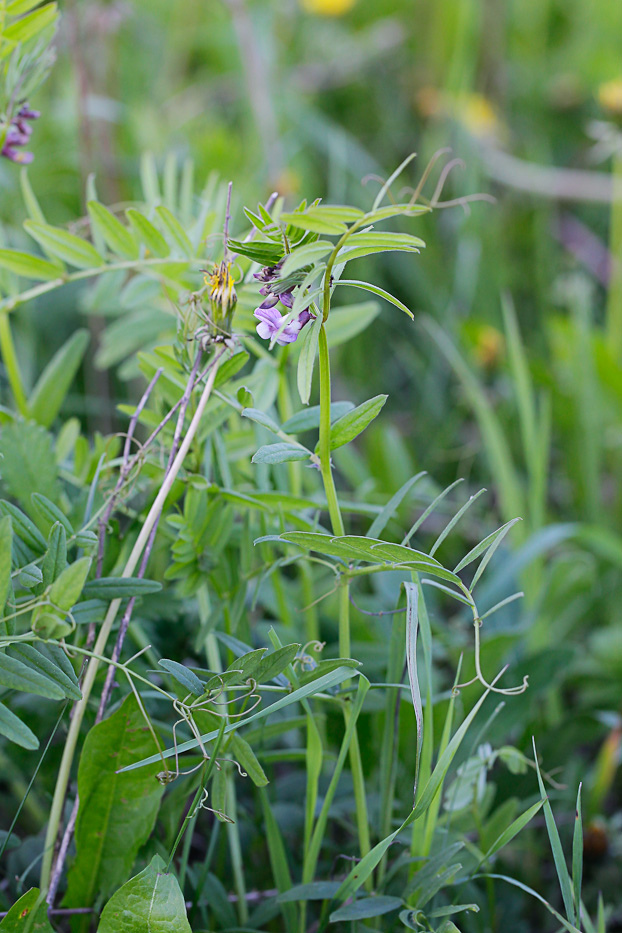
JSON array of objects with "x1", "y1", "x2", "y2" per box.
[
  {"x1": 39, "y1": 353, "x2": 222, "y2": 896},
  {"x1": 318, "y1": 325, "x2": 343, "y2": 537},
  {"x1": 0, "y1": 314, "x2": 28, "y2": 415},
  {"x1": 317, "y1": 321, "x2": 371, "y2": 878}
]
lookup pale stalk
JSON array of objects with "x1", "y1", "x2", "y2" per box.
[{"x1": 40, "y1": 352, "x2": 222, "y2": 895}]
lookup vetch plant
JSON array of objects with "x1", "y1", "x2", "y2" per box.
[{"x1": 0, "y1": 111, "x2": 598, "y2": 932}]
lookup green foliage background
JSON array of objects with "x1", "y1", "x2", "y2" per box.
[{"x1": 1, "y1": 0, "x2": 622, "y2": 930}]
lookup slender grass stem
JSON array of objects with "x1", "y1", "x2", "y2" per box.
[{"x1": 39, "y1": 351, "x2": 223, "y2": 898}]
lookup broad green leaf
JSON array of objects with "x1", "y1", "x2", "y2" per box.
[
  {"x1": 251, "y1": 443, "x2": 311, "y2": 464},
  {"x1": 282, "y1": 401, "x2": 353, "y2": 433},
  {"x1": 0, "y1": 516, "x2": 12, "y2": 618},
  {"x1": 96, "y1": 854, "x2": 191, "y2": 932},
  {"x1": 296, "y1": 304, "x2": 323, "y2": 405},
  {"x1": 8, "y1": 0, "x2": 51, "y2": 16},
  {"x1": 0, "y1": 888, "x2": 53, "y2": 930},
  {"x1": 87, "y1": 202, "x2": 138, "y2": 258},
  {"x1": 49, "y1": 557, "x2": 91, "y2": 611},
  {"x1": 214, "y1": 350, "x2": 250, "y2": 387},
  {"x1": 337, "y1": 279, "x2": 414, "y2": 318},
  {"x1": 82, "y1": 576, "x2": 162, "y2": 600},
  {"x1": 65, "y1": 695, "x2": 165, "y2": 908},
  {"x1": 28, "y1": 329, "x2": 90, "y2": 428},
  {"x1": 17, "y1": 563, "x2": 42, "y2": 588},
  {"x1": 324, "y1": 394, "x2": 387, "y2": 450},
  {"x1": 364, "y1": 203, "x2": 430, "y2": 223},
  {"x1": 330, "y1": 896, "x2": 403, "y2": 922},
  {"x1": 159, "y1": 659, "x2": 204, "y2": 696},
  {"x1": 24, "y1": 221, "x2": 104, "y2": 269},
  {"x1": 0, "y1": 652, "x2": 65, "y2": 700},
  {"x1": 126, "y1": 208, "x2": 170, "y2": 257},
  {"x1": 0, "y1": 702, "x2": 38, "y2": 750},
  {"x1": 280, "y1": 209, "x2": 348, "y2": 235},
  {"x1": 281, "y1": 241, "x2": 332, "y2": 275},
  {"x1": 0, "y1": 249, "x2": 63, "y2": 281},
  {"x1": 155, "y1": 206, "x2": 194, "y2": 257},
  {"x1": 0, "y1": 423, "x2": 59, "y2": 509},
  {"x1": 31, "y1": 493, "x2": 73, "y2": 535},
  {"x1": 242, "y1": 407, "x2": 281, "y2": 434},
  {"x1": 250, "y1": 643, "x2": 300, "y2": 683}
]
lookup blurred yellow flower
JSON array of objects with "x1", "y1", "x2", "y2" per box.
[
  {"x1": 301, "y1": 0, "x2": 356, "y2": 15},
  {"x1": 473, "y1": 325, "x2": 505, "y2": 369},
  {"x1": 458, "y1": 93, "x2": 500, "y2": 140},
  {"x1": 598, "y1": 79, "x2": 622, "y2": 115}
]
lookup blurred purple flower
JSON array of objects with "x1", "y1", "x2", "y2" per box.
[{"x1": 1, "y1": 105, "x2": 40, "y2": 165}]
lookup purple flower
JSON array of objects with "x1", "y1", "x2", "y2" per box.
[
  {"x1": 1, "y1": 104, "x2": 40, "y2": 165},
  {"x1": 254, "y1": 305, "x2": 305, "y2": 345}
]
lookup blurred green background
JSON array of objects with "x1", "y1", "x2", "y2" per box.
[{"x1": 2, "y1": 0, "x2": 622, "y2": 919}]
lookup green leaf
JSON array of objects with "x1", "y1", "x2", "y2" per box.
[
  {"x1": 2, "y1": 3, "x2": 57, "y2": 45},
  {"x1": 214, "y1": 350, "x2": 250, "y2": 388},
  {"x1": 0, "y1": 423, "x2": 59, "y2": 508},
  {"x1": 337, "y1": 279, "x2": 414, "y2": 319},
  {"x1": 260, "y1": 788, "x2": 296, "y2": 933},
  {"x1": 0, "y1": 702, "x2": 38, "y2": 750},
  {"x1": 228, "y1": 238, "x2": 283, "y2": 266},
  {"x1": 65, "y1": 696, "x2": 165, "y2": 909},
  {"x1": 155, "y1": 206, "x2": 194, "y2": 257},
  {"x1": 330, "y1": 896, "x2": 403, "y2": 922},
  {"x1": 230, "y1": 733, "x2": 268, "y2": 786},
  {"x1": 24, "y1": 221, "x2": 104, "y2": 269},
  {"x1": 250, "y1": 643, "x2": 300, "y2": 683},
  {"x1": 82, "y1": 576, "x2": 162, "y2": 600},
  {"x1": 280, "y1": 210, "x2": 347, "y2": 235},
  {"x1": 0, "y1": 501, "x2": 46, "y2": 552},
  {"x1": 0, "y1": 516, "x2": 12, "y2": 618},
  {"x1": 0, "y1": 249, "x2": 63, "y2": 281},
  {"x1": 0, "y1": 652, "x2": 65, "y2": 700},
  {"x1": 338, "y1": 231, "x2": 424, "y2": 262},
  {"x1": 282, "y1": 401, "x2": 353, "y2": 433},
  {"x1": 281, "y1": 241, "x2": 333, "y2": 275},
  {"x1": 278, "y1": 882, "x2": 341, "y2": 902},
  {"x1": 251, "y1": 443, "x2": 311, "y2": 464},
  {"x1": 87, "y1": 202, "x2": 139, "y2": 259},
  {"x1": 0, "y1": 888, "x2": 53, "y2": 930},
  {"x1": 325, "y1": 394, "x2": 387, "y2": 451},
  {"x1": 28, "y1": 329, "x2": 89, "y2": 428},
  {"x1": 19, "y1": 169, "x2": 46, "y2": 224},
  {"x1": 97, "y1": 854, "x2": 191, "y2": 932},
  {"x1": 297, "y1": 305, "x2": 323, "y2": 405},
  {"x1": 126, "y1": 208, "x2": 170, "y2": 257},
  {"x1": 31, "y1": 493, "x2": 73, "y2": 535},
  {"x1": 241, "y1": 407, "x2": 281, "y2": 434},
  {"x1": 10, "y1": 644, "x2": 82, "y2": 701},
  {"x1": 405, "y1": 582, "x2": 423, "y2": 796},
  {"x1": 483, "y1": 798, "x2": 545, "y2": 860},
  {"x1": 572, "y1": 785, "x2": 583, "y2": 922},
  {"x1": 159, "y1": 659, "x2": 204, "y2": 696},
  {"x1": 367, "y1": 472, "x2": 426, "y2": 539},
  {"x1": 533, "y1": 739, "x2": 576, "y2": 925},
  {"x1": 49, "y1": 557, "x2": 91, "y2": 612},
  {"x1": 17, "y1": 563, "x2": 42, "y2": 588},
  {"x1": 453, "y1": 519, "x2": 521, "y2": 575}
]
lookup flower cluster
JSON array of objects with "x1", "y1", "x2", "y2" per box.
[
  {"x1": 1, "y1": 105, "x2": 40, "y2": 165},
  {"x1": 253, "y1": 259, "x2": 314, "y2": 346}
]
